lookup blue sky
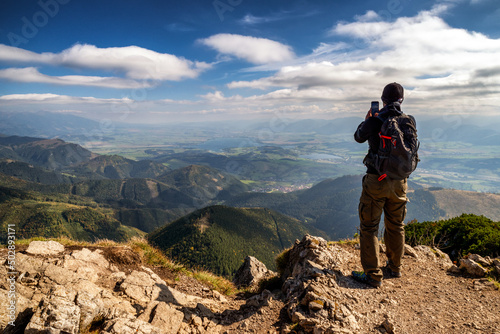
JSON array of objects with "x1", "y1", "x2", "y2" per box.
[{"x1": 0, "y1": 0, "x2": 499, "y2": 123}]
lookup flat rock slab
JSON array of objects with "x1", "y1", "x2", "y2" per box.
[{"x1": 26, "y1": 241, "x2": 65, "y2": 255}]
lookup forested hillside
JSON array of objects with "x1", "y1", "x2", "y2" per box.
[
  {"x1": 0, "y1": 136, "x2": 94, "y2": 169},
  {"x1": 0, "y1": 186, "x2": 143, "y2": 243},
  {"x1": 147, "y1": 205, "x2": 326, "y2": 276}
]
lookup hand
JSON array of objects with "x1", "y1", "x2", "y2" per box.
[{"x1": 365, "y1": 110, "x2": 379, "y2": 120}]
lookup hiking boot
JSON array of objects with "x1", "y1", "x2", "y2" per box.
[
  {"x1": 385, "y1": 261, "x2": 402, "y2": 278},
  {"x1": 387, "y1": 269, "x2": 402, "y2": 278},
  {"x1": 351, "y1": 271, "x2": 382, "y2": 288}
]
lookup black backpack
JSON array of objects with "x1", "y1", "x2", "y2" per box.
[{"x1": 370, "y1": 113, "x2": 420, "y2": 180}]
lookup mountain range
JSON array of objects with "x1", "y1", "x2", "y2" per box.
[{"x1": 1, "y1": 133, "x2": 499, "y2": 276}]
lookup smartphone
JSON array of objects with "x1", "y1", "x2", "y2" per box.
[{"x1": 371, "y1": 101, "x2": 379, "y2": 116}]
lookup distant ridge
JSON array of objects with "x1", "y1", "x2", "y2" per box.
[
  {"x1": 0, "y1": 111, "x2": 102, "y2": 140},
  {"x1": 148, "y1": 205, "x2": 326, "y2": 276},
  {"x1": 0, "y1": 135, "x2": 94, "y2": 170},
  {"x1": 226, "y1": 175, "x2": 500, "y2": 240},
  {"x1": 68, "y1": 154, "x2": 170, "y2": 180}
]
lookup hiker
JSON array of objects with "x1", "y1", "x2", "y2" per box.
[{"x1": 352, "y1": 82, "x2": 419, "y2": 288}]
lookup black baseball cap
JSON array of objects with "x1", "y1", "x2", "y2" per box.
[{"x1": 381, "y1": 82, "x2": 404, "y2": 104}]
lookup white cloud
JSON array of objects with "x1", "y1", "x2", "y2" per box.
[
  {"x1": 240, "y1": 14, "x2": 269, "y2": 25},
  {"x1": 0, "y1": 67, "x2": 153, "y2": 89},
  {"x1": 2, "y1": 8, "x2": 499, "y2": 121},
  {"x1": 225, "y1": 9, "x2": 500, "y2": 114},
  {"x1": 0, "y1": 93, "x2": 132, "y2": 104},
  {"x1": 199, "y1": 34, "x2": 295, "y2": 64},
  {"x1": 354, "y1": 10, "x2": 381, "y2": 22},
  {"x1": 0, "y1": 43, "x2": 211, "y2": 81}
]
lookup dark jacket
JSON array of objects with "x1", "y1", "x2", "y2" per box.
[{"x1": 354, "y1": 102, "x2": 403, "y2": 174}]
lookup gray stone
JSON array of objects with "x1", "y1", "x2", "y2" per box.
[
  {"x1": 26, "y1": 240, "x2": 65, "y2": 255},
  {"x1": 212, "y1": 290, "x2": 227, "y2": 303},
  {"x1": 191, "y1": 314, "x2": 203, "y2": 327},
  {"x1": 309, "y1": 300, "x2": 324, "y2": 312},
  {"x1": 120, "y1": 270, "x2": 160, "y2": 304},
  {"x1": 102, "y1": 317, "x2": 166, "y2": 334},
  {"x1": 74, "y1": 281, "x2": 105, "y2": 330},
  {"x1": 25, "y1": 293, "x2": 81, "y2": 334},
  {"x1": 157, "y1": 284, "x2": 209, "y2": 308},
  {"x1": 141, "y1": 266, "x2": 167, "y2": 285},
  {"x1": 459, "y1": 258, "x2": 488, "y2": 277},
  {"x1": 413, "y1": 245, "x2": 437, "y2": 260},
  {"x1": 432, "y1": 247, "x2": 453, "y2": 269},
  {"x1": 15, "y1": 252, "x2": 48, "y2": 276},
  {"x1": 344, "y1": 314, "x2": 361, "y2": 331},
  {"x1": 280, "y1": 235, "x2": 360, "y2": 333},
  {"x1": 468, "y1": 254, "x2": 491, "y2": 266},
  {"x1": 99, "y1": 289, "x2": 137, "y2": 319},
  {"x1": 43, "y1": 263, "x2": 80, "y2": 285},
  {"x1": 233, "y1": 255, "x2": 276, "y2": 288},
  {"x1": 304, "y1": 259, "x2": 326, "y2": 278},
  {"x1": 71, "y1": 248, "x2": 109, "y2": 268},
  {"x1": 493, "y1": 259, "x2": 500, "y2": 275},
  {"x1": 63, "y1": 248, "x2": 111, "y2": 283},
  {"x1": 403, "y1": 244, "x2": 418, "y2": 258},
  {"x1": 150, "y1": 302, "x2": 185, "y2": 333}
]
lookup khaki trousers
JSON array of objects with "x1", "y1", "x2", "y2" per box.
[{"x1": 358, "y1": 174, "x2": 408, "y2": 281}]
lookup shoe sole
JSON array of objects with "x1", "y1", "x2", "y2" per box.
[
  {"x1": 385, "y1": 261, "x2": 402, "y2": 278},
  {"x1": 390, "y1": 271, "x2": 402, "y2": 278}
]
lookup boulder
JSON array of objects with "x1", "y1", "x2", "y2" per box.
[
  {"x1": 63, "y1": 248, "x2": 111, "y2": 283},
  {"x1": 404, "y1": 244, "x2": 419, "y2": 258},
  {"x1": 43, "y1": 263, "x2": 80, "y2": 286},
  {"x1": 468, "y1": 254, "x2": 492, "y2": 267},
  {"x1": 233, "y1": 255, "x2": 276, "y2": 288},
  {"x1": 119, "y1": 270, "x2": 159, "y2": 304},
  {"x1": 74, "y1": 280, "x2": 105, "y2": 330},
  {"x1": 413, "y1": 245, "x2": 453, "y2": 269},
  {"x1": 15, "y1": 252, "x2": 48, "y2": 275},
  {"x1": 26, "y1": 240, "x2": 65, "y2": 255},
  {"x1": 25, "y1": 292, "x2": 81, "y2": 334},
  {"x1": 493, "y1": 259, "x2": 500, "y2": 275},
  {"x1": 150, "y1": 302, "x2": 185, "y2": 333},
  {"x1": 459, "y1": 258, "x2": 488, "y2": 277},
  {"x1": 280, "y1": 235, "x2": 359, "y2": 333}
]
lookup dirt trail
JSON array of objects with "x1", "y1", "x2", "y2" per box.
[{"x1": 163, "y1": 242, "x2": 500, "y2": 333}]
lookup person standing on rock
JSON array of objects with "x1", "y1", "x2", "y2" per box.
[{"x1": 352, "y1": 82, "x2": 419, "y2": 288}]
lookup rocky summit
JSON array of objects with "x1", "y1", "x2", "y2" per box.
[{"x1": 1, "y1": 237, "x2": 499, "y2": 334}]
